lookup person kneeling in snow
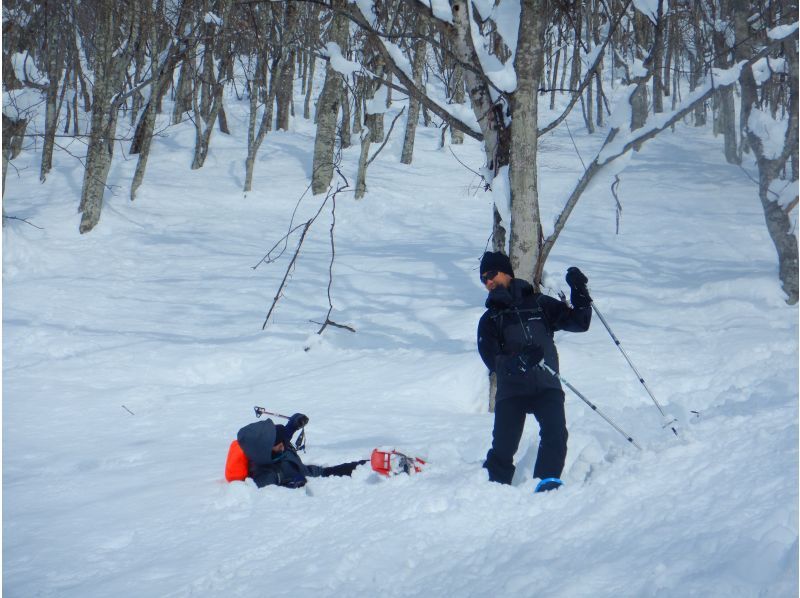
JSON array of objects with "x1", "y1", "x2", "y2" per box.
[{"x1": 236, "y1": 414, "x2": 366, "y2": 488}]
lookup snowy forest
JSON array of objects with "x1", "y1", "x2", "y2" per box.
[
  {"x1": 3, "y1": 0, "x2": 799, "y2": 596},
  {"x1": 3, "y1": 0, "x2": 798, "y2": 300}
]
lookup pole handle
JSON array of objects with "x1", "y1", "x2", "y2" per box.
[{"x1": 254, "y1": 406, "x2": 290, "y2": 419}]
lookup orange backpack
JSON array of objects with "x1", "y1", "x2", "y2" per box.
[{"x1": 224, "y1": 440, "x2": 250, "y2": 482}]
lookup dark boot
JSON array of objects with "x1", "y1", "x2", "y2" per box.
[{"x1": 535, "y1": 478, "x2": 564, "y2": 493}]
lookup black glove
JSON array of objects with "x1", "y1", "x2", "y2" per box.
[
  {"x1": 288, "y1": 413, "x2": 309, "y2": 429},
  {"x1": 566, "y1": 266, "x2": 588, "y2": 291},
  {"x1": 566, "y1": 266, "x2": 592, "y2": 307},
  {"x1": 515, "y1": 344, "x2": 544, "y2": 373}
]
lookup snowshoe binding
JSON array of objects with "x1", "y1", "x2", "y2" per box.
[{"x1": 370, "y1": 448, "x2": 426, "y2": 477}]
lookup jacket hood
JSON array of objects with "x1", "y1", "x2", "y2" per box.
[
  {"x1": 485, "y1": 278, "x2": 534, "y2": 309},
  {"x1": 237, "y1": 419, "x2": 278, "y2": 465}
]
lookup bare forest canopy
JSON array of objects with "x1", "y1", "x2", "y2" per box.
[{"x1": 2, "y1": 0, "x2": 798, "y2": 303}]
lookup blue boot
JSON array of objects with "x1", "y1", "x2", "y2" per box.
[{"x1": 535, "y1": 477, "x2": 563, "y2": 493}]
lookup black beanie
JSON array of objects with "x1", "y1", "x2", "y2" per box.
[{"x1": 479, "y1": 251, "x2": 514, "y2": 279}]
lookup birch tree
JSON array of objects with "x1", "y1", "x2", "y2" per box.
[
  {"x1": 130, "y1": 1, "x2": 196, "y2": 200},
  {"x1": 738, "y1": 16, "x2": 798, "y2": 303},
  {"x1": 78, "y1": 0, "x2": 143, "y2": 234},
  {"x1": 399, "y1": 14, "x2": 427, "y2": 164},
  {"x1": 311, "y1": 0, "x2": 348, "y2": 194},
  {"x1": 190, "y1": 0, "x2": 234, "y2": 170},
  {"x1": 38, "y1": 0, "x2": 67, "y2": 182},
  {"x1": 274, "y1": 0, "x2": 300, "y2": 131},
  {"x1": 243, "y1": 4, "x2": 280, "y2": 192}
]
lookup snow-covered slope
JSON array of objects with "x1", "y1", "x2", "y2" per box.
[{"x1": 3, "y1": 97, "x2": 797, "y2": 597}]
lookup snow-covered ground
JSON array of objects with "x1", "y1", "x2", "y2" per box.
[{"x1": 3, "y1": 91, "x2": 798, "y2": 597}]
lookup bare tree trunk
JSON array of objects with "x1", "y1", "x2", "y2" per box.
[
  {"x1": 559, "y1": 29, "x2": 570, "y2": 93},
  {"x1": 584, "y1": 80, "x2": 595, "y2": 133},
  {"x1": 741, "y1": 41, "x2": 799, "y2": 304},
  {"x1": 3, "y1": 115, "x2": 27, "y2": 199},
  {"x1": 275, "y1": 2, "x2": 299, "y2": 131},
  {"x1": 244, "y1": 55, "x2": 278, "y2": 192},
  {"x1": 663, "y1": 6, "x2": 677, "y2": 100},
  {"x1": 650, "y1": 0, "x2": 665, "y2": 114},
  {"x1": 400, "y1": 19, "x2": 426, "y2": 164},
  {"x1": 352, "y1": 76, "x2": 363, "y2": 135},
  {"x1": 129, "y1": 100, "x2": 160, "y2": 200},
  {"x1": 199, "y1": 32, "x2": 213, "y2": 119},
  {"x1": 172, "y1": 59, "x2": 193, "y2": 124},
  {"x1": 189, "y1": 0, "x2": 233, "y2": 170},
  {"x1": 191, "y1": 65, "x2": 227, "y2": 169},
  {"x1": 80, "y1": 107, "x2": 119, "y2": 233},
  {"x1": 303, "y1": 53, "x2": 316, "y2": 119},
  {"x1": 131, "y1": 13, "x2": 192, "y2": 201},
  {"x1": 595, "y1": 71, "x2": 604, "y2": 127},
  {"x1": 690, "y1": 3, "x2": 706, "y2": 126},
  {"x1": 583, "y1": 5, "x2": 595, "y2": 133},
  {"x1": 712, "y1": 17, "x2": 739, "y2": 164},
  {"x1": 492, "y1": 204, "x2": 507, "y2": 253},
  {"x1": 549, "y1": 28, "x2": 562, "y2": 111},
  {"x1": 244, "y1": 82, "x2": 262, "y2": 193},
  {"x1": 218, "y1": 104, "x2": 230, "y2": 134},
  {"x1": 568, "y1": 6, "x2": 582, "y2": 95},
  {"x1": 630, "y1": 14, "x2": 649, "y2": 131},
  {"x1": 733, "y1": 0, "x2": 756, "y2": 158},
  {"x1": 355, "y1": 127, "x2": 371, "y2": 199},
  {"x1": 79, "y1": 1, "x2": 141, "y2": 234},
  {"x1": 449, "y1": 0, "x2": 507, "y2": 170},
  {"x1": 311, "y1": 0, "x2": 348, "y2": 194},
  {"x1": 716, "y1": 86, "x2": 738, "y2": 163},
  {"x1": 242, "y1": 0, "x2": 284, "y2": 193},
  {"x1": 40, "y1": 0, "x2": 65, "y2": 182},
  {"x1": 341, "y1": 85, "x2": 352, "y2": 148},
  {"x1": 40, "y1": 75, "x2": 61, "y2": 182},
  {"x1": 300, "y1": 45, "x2": 308, "y2": 95},
  {"x1": 759, "y1": 179, "x2": 799, "y2": 304},
  {"x1": 450, "y1": 65, "x2": 465, "y2": 144},
  {"x1": 509, "y1": 0, "x2": 545, "y2": 285},
  {"x1": 369, "y1": 66, "x2": 386, "y2": 143}
]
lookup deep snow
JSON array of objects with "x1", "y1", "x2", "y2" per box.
[{"x1": 3, "y1": 84, "x2": 798, "y2": 597}]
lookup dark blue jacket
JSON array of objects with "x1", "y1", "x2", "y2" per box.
[
  {"x1": 236, "y1": 419, "x2": 322, "y2": 488},
  {"x1": 477, "y1": 278, "x2": 591, "y2": 401}
]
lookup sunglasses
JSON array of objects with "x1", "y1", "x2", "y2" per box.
[{"x1": 480, "y1": 270, "x2": 499, "y2": 284}]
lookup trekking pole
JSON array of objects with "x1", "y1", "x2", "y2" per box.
[
  {"x1": 254, "y1": 406, "x2": 289, "y2": 419},
  {"x1": 590, "y1": 303, "x2": 679, "y2": 436},
  {"x1": 537, "y1": 361, "x2": 642, "y2": 450},
  {"x1": 253, "y1": 406, "x2": 308, "y2": 451}
]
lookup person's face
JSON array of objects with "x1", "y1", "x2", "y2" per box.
[
  {"x1": 482, "y1": 270, "x2": 512, "y2": 291},
  {"x1": 272, "y1": 441, "x2": 285, "y2": 454}
]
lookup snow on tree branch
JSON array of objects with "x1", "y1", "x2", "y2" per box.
[
  {"x1": 322, "y1": 42, "x2": 363, "y2": 79},
  {"x1": 412, "y1": 0, "x2": 453, "y2": 23}
]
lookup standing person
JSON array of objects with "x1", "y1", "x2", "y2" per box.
[
  {"x1": 476, "y1": 251, "x2": 592, "y2": 492},
  {"x1": 236, "y1": 414, "x2": 367, "y2": 488}
]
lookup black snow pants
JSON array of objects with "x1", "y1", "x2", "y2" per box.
[{"x1": 484, "y1": 389, "x2": 568, "y2": 485}]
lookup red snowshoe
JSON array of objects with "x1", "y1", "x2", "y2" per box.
[{"x1": 370, "y1": 448, "x2": 426, "y2": 477}]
